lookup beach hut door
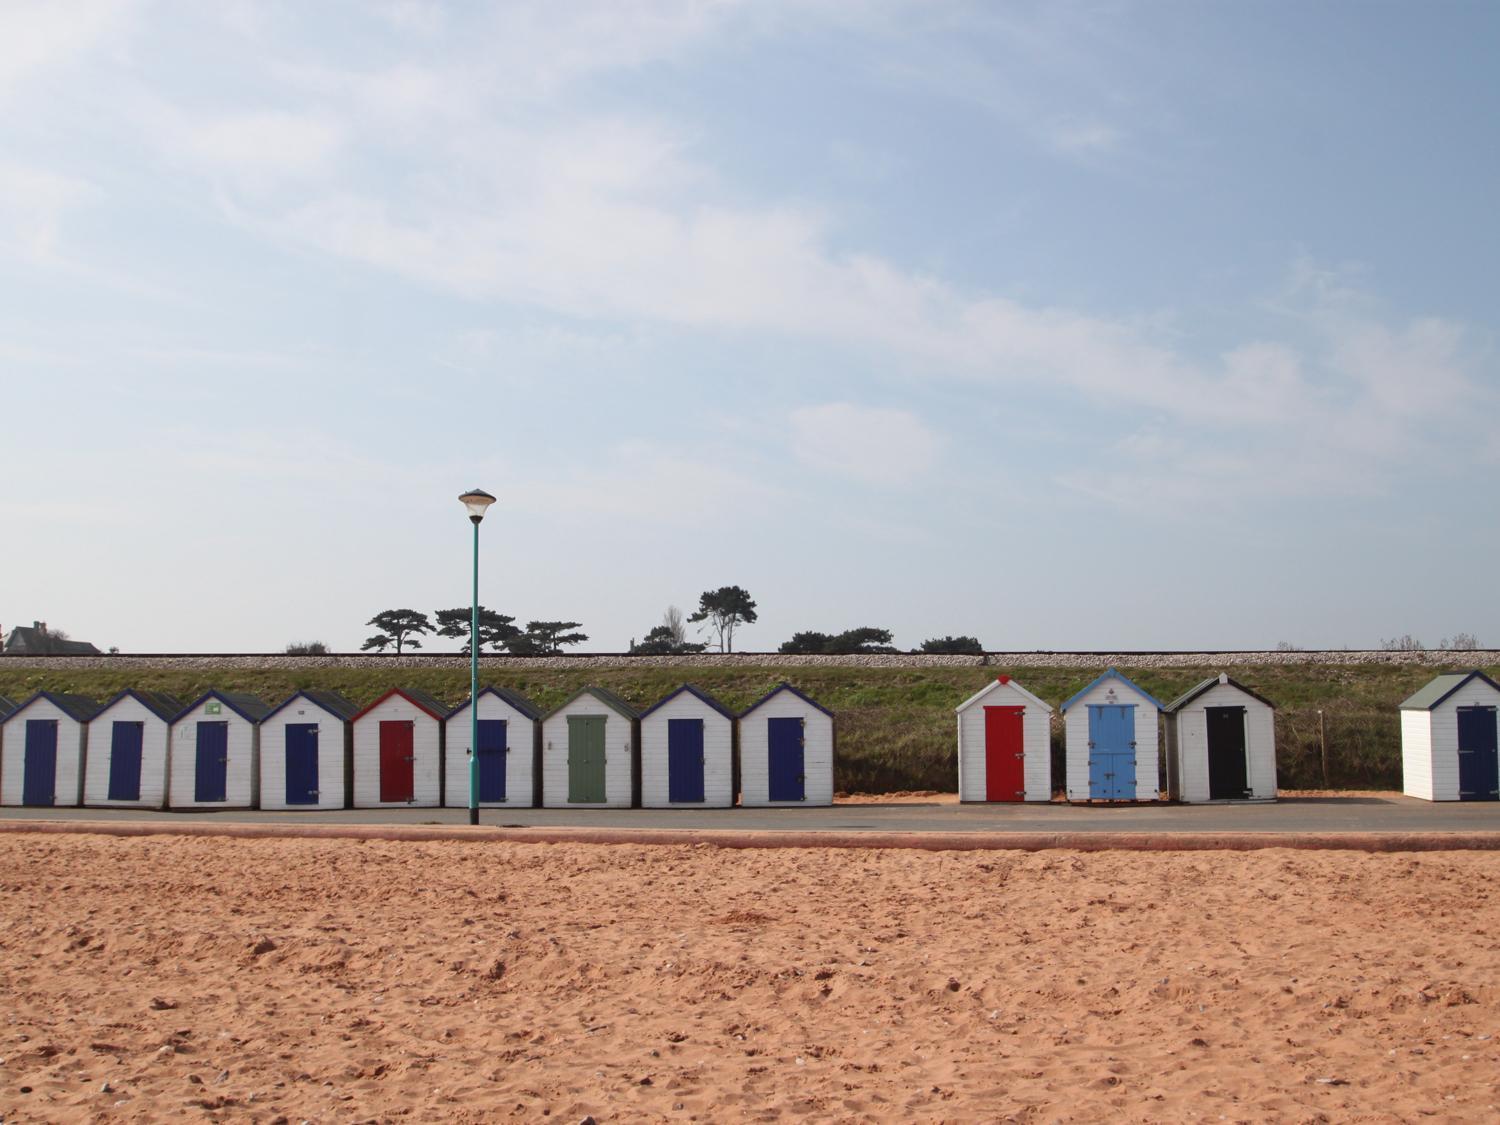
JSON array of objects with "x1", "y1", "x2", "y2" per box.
[
  {"x1": 108, "y1": 721, "x2": 144, "y2": 801},
  {"x1": 1087, "y1": 705, "x2": 1135, "y2": 800},
  {"x1": 477, "y1": 719, "x2": 507, "y2": 802},
  {"x1": 1456, "y1": 706, "x2": 1499, "y2": 801},
  {"x1": 285, "y1": 723, "x2": 320, "y2": 804},
  {"x1": 379, "y1": 721, "x2": 416, "y2": 802},
  {"x1": 567, "y1": 715, "x2": 607, "y2": 802},
  {"x1": 983, "y1": 705, "x2": 1025, "y2": 801},
  {"x1": 668, "y1": 718, "x2": 706, "y2": 803},
  {"x1": 22, "y1": 719, "x2": 58, "y2": 806},
  {"x1": 1205, "y1": 706, "x2": 1250, "y2": 800},
  {"x1": 195, "y1": 721, "x2": 229, "y2": 802},
  {"x1": 768, "y1": 717, "x2": 805, "y2": 801}
]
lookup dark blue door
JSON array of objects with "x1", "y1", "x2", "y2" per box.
[
  {"x1": 767, "y1": 717, "x2": 805, "y2": 801},
  {"x1": 1457, "y1": 707, "x2": 1499, "y2": 801},
  {"x1": 477, "y1": 719, "x2": 507, "y2": 803},
  {"x1": 107, "y1": 721, "x2": 144, "y2": 801},
  {"x1": 195, "y1": 721, "x2": 229, "y2": 803},
  {"x1": 668, "y1": 718, "x2": 705, "y2": 803},
  {"x1": 1088, "y1": 705, "x2": 1136, "y2": 799},
  {"x1": 285, "y1": 723, "x2": 319, "y2": 805},
  {"x1": 23, "y1": 719, "x2": 58, "y2": 807}
]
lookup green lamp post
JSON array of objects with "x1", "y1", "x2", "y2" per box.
[{"x1": 459, "y1": 487, "x2": 497, "y2": 825}]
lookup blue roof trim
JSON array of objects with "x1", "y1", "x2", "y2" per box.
[
  {"x1": 172, "y1": 690, "x2": 272, "y2": 726},
  {"x1": 639, "y1": 683, "x2": 737, "y2": 721},
  {"x1": 97, "y1": 688, "x2": 185, "y2": 723},
  {"x1": 0, "y1": 696, "x2": 16, "y2": 719},
  {"x1": 446, "y1": 685, "x2": 543, "y2": 721},
  {"x1": 3, "y1": 691, "x2": 105, "y2": 724},
  {"x1": 260, "y1": 689, "x2": 361, "y2": 724},
  {"x1": 739, "y1": 681, "x2": 834, "y2": 720},
  {"x1": 1059, "y1": 667, "x2": 1165, "y2": 713}
]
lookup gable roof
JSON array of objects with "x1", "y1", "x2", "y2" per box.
[
  {"x1": 261, "y1": 689, "x2": 361, "y2": 724},
  {"x1": 955, "y1": 675, "x2": 1054, "y2": 714},
  {"x1": 740, "y1": 681, "x2": 834, "y2": 719},
  {"x1": 0, "y1": 696, "x2": 15, "y2": 720},
  {"x1": 639, "y1": 683, "x2": 737, "y2": 721},
  {"x1": 173, "y1": 690, "x2": 273, "y2": 725},
  {"x1": 445, "y1": 685, "x2": 542, "y2": 722},
  {"x1": 97, "y1": 688, "x2": 185, "y2": 723},
  {"x1": 544, "y1": 685, "x2": 641, "y2": 721},
  {"x1": 351, "y1": 686, "x2": 451, "y2": 723},
  {"x1": 5, "y1": 691, "x2": 104, "y2": 724},
  {"x1": 1400, "y1": 670, "x2": 1500, "y2": 711},
  {"x1": 1059, "y1": 667, "x2": 1164, "y2": 713},
  {"x1": 1164, "y1": 673, "x2": 1277, "y2": 713},
  {"x1": 2, "y1": 625, "x2": 101, "y2": 655}
]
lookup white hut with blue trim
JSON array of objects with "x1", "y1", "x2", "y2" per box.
[
  {"x1": 444, "y1": 686, "x2": 543, "y2": 808},
  {"x1": 169, "y1": 691, "x2": 272, "y2": 809},
  {"x1": 955, "y1": 675, "x2": 1054, "y2": 802},
  {"x1": 1400, "y1": 670, "x2": 1500, "y2": 802},
  {"x1": 1, "y1": 692, "x2": 103, "y2": 807},
  {"x1": 83, "y1": 690, "x2": 183, "y2": 808},
  {"x1": 739, "y1": 683, "x2": 835, "y2": 807},
  {"x1": 1060, "y1": 668, "x2": 1163, "y2": 802},
  {"x1": 258, "y1": 690, "x2": 359, "y2": 810},
  {"x1": 1164, "y1": 674, "x2": 1277, "y2": 802},
  {"x1": 542, "y1": 686, "x2": 641, "y2": 808},
  {"x1": 640, "y1": 684, "x2": 737, "y2": 808}
]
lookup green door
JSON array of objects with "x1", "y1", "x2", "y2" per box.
[{"x1": 568, "y1": 715, "x2": 607, "y2": 803}]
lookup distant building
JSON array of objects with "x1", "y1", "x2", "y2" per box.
[{"x1": 1, "y1": 621, "x2": 102, "y2": 656}]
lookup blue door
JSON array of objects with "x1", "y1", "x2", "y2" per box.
[
  {"x1": 1457, "y1": 706, "x2": 1499, "y2": 801},
  {"x1": 107, "y1": 721, "x2": 144, "y2": 801},
  {"x1": 477, "y1": 719, "x2": 507, "y2": 803},
  {"x1": 22, "y1": 719, "x2": 58, "y2": 807},
  {"x1": 668, "y1": 718, "x2": 705, "y2": 803},
  {"x1": 195, "y1": 721, "x2": 229, "y2": 803},
  {"x1": 1087, "y1": 704, "x2": 1136, "y2": 800},
  {"x1": 285, "y1": 723, "x2": 320, "y2": 805},
  {"x1": 767, "y1": 716, "x2": 805, "y2": 801}
]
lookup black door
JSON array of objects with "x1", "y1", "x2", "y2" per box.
[
  {"x1": 1457, "y1": 707, "x2": 1499, "y2": 801},
  {"x1": 1205, "y1": 706, "x2": 1249, "y2": 800}
]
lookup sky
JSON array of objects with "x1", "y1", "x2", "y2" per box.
[{"x1": 3, "y1": 0, "x2": 1498, "y2": 654}]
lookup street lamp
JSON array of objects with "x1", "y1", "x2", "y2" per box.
[{"x1": 459, "y1": 487, "x2": 497, "y2": 825}]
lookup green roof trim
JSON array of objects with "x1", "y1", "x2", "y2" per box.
[{"x1": 1399, "y1": 670, "x2": 1500, "y2": 711}]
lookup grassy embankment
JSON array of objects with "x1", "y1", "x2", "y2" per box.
[{"x1": 2, "y1": 661, "x2": 1493, "y2": 793}]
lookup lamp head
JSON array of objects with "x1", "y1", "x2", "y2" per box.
[{"x1": 459, "y1": 487, "x2": 497, "y2": 524}]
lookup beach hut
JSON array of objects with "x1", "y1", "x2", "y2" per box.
[
  {"x1": 541, "y1": 686, "x2": 640, "y2": 808},
  {"x1": 639, "y1": 684, "x2": 736, "y2": 808},
  {"x1": 739, "y1": 683, "x2": 834, "y2": 807},
  {"x1": 83, "y1": 690, "x2": 183, "y2": 808},
  {"x1": 0, "y1": 692, "x2": 102, "y2": 807},
  {"x1": 258, "y1": 690, "x2": 359, "y2": 810},
  {"x1": 444, "y1": 686, "x2": 543, "y2": 808},
  {"x1": 1400, "y1": 670, "x2": 1500, "y2": 801},
  {"x1": 169, "y1": 691, "x2": 272, "y2": 808},
  {"x1": 352, "y1": 688, "x2": 449, "y2": 808},
  {"x1": 955, "y1": 675, "x2": 1054, "y2": 802},
  {"x1": 1163, "y1": 673, "x2": 1277, "y2": 802},
  {"x1": 1060, "y1": 668, "x2": 1164, "y2": 802}
]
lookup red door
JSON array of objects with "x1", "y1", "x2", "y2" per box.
[
  {"x1": 984, "y1": 706, "x2": 1025, "y2": 802},
  {"x1": 379, "y1": 720, "x2": 415, "y2": 802}
]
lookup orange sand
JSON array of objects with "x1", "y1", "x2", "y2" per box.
[{"x1": 3, "y1": 834, "x2": 1498, "y2": 1122}]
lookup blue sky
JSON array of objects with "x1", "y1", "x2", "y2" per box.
[{"x1": 3, "y1": 1, "x2": 1497, "y2": 653}]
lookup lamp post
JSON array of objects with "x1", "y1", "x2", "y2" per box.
[{"x1": 459, "y1": 488, "x2": 497, "y2": 825}]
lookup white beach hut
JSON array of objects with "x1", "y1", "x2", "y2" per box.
[
  {"x1": 351, "y1": 687, "x2": 449, "y2": 808},
  {"x1": 169, "y1": 691, "x2": 272, "y2": 809},
  {"x1": 542, "y1": 686, "x2": 640, "y2": 808},
  {"x1": 1, "y1": 692, "x2": 103, "y2": 807},
  {"x1": 1400, "y1": 670, "x2": 1500, "y2": 802},
  {"x1": 444, "y1": 686, "x2": 543, "y2": 808},
  {"x1": 1164, "y1": 673, "x2": 1277, "y2": 802},
  {"x1": 639, "y1": 684, "x2": 736, "y2": 808},
  {"x1": 739, "y1": 683, "x2": 834, "y2": 807},
  {"x1": 955, "y1": 675, "x2": 1054, "y2": 802},
  {"x1": 258, "y1": 690, "x2": 359, "y2": 810},
  {"x1": 1060, "y1": 668, "x2": 1164, "y2": 802},
  {"x1": 84, "y1": 689, "x2": 183, "y2": 808}
]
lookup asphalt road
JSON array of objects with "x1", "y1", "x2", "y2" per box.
[{"x1": 3, "y1": 796, "x2": 1499, "y2": 834}]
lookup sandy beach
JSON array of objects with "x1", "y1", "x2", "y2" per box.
[{"x1": 3, "y1": 833, "x2": 1498, "y2": 1122}]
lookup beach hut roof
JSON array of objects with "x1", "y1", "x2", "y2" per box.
[
  {"x1": 446, "y1": 685, "x2": 542, "y2": 721},
  {"x1": 1164, "y1": 673, "x2": 1277, "y2": 713},
  {"x1": 261, "y1": 689, "x2": 361, "y2": 724},
  {"x1": 1059, "y1": 667, "x2": 1164, "y2": 713},
  {"x1": 99, "y1": 688, "x2": 186, "y2": 722},
  {"x1": 740, "y1": 681, "x2": 834, "y2": 719},
  {"x1": 351, "y1": 686, "x2": 452, "y2": 723},
  {"x1": 639, "y1": 683, "x2": 737, "y2": 721},
  {"x1": 954, "y1": 675, "x2": 1053, "y2": 714},
  {"x1": 1399, "y1": 670, "x2": 1500, "y2": 711},
  {"x1": 543, "y1": 685, "x2": 641, "y2": 721},
  {"x1": 0, "y1": 695, "x2": 16, "y2": 719},
  {"x1": 174, "y1": 690, "x2": 273, "y2": 724},
  {"x1": 4, "y1": 690, "x2": 104, "y2": 724}
]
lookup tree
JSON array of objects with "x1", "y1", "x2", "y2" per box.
[
  {"x1": 433, "y1": 606, "x2": 521, "y2": 654},
  {"x1": 918, "y1": 635, "x2": 984, "y2": 655},
  {"x1": 778, "y1": 627, "x2": 898, "y2": 654},
  {"x1": 630, "y1": 625, "x2": 707, "y2": 655},
  {"x1": 365, "y1": 609, "x2": 432, "y2": 655},
  {"x1": 662, "y1": 605, "x2": 688, "y2": 648},
  {"x1": 778, "y1": 630, "x2": 833, "y2": 655},
  {"x1": 511, "y1": 621, "x2": 588, "y2": 654},
  {"x1": 285, "y1": 641, "x2": 329, "y2": 655},
  {"x1": 1380, "y1": 634, "x2": 1425, "y2": 652},
  {"x1": 1440, "y1": 632, "x2": 1481, "y2": 650},
  {"x1": 361, "y1": 634, "x2": 393, "y2": 653},
  {"x1": 688, "y1": 586, "x2": 758, "y2": 652}
]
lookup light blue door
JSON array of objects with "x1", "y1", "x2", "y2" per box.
[{"x1": 1087, "y1": 704, "x2": 1136, "y2": 799}]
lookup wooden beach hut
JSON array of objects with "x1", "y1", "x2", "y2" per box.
[
  {"x1": 0, "y1": 692, "x2": 102, "y2": 807},
  {"x1": 738, "y1": 683, "x2": 834, "y2": 807},
  {"x1": 1400, "y1": 670, "x2": 1500, "y2": 802},
  {"x1": 1163, "y1": 673, "x2": 1277, "y2": 802},
  {"x1": 258, "y1": 690, "x2": 359, "y2": 810},
  {"x1": 1060, "y1": 668, "x2": 1163, "y2": 802},
  {"x1": 639, "y1": 684, "x2": 736, "y2": 808},
  {"x1": 84, "y1": 689, "x2": 183, "y2": 808},
  {"x1": 444, "y1": 686, "x2": 543, "y2": 808},
  {"x1": 169, "y1": 691, "x2": 272, "y2": 809},
  {"x1": 541, "y1": 686, "x2": 640, "y2": 808},
  {"x1": 955, "y1": 675, "x2": 1054, "y2": 802},
  {"x1": 351, "y1": 688, "x2": 449, "y2": 808}
]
